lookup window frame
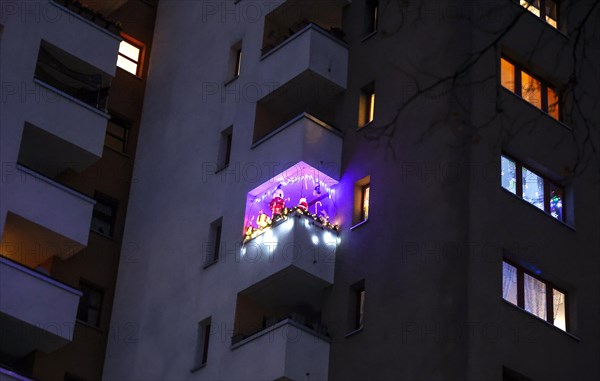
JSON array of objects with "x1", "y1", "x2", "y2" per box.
[
  {"x1": 360, "y1": 183, "x2": 370, "y2": 222},
  {"x1": 519, "y1": 0, "x2": 559, "y2": 29},
  {"x1": 501, "y1": 154, "x2": 566, "y2": 222},
  {"x1": 76, "y1": 280, "x2": 104, "y2": 328},
  {"x1": 500, "y1": 56, "x2": 561, "y2": 121},
  {"x1": 502, "y1": 259, "x2": 569, "y2": 331},
  {"x1": 105, "y1": 113, "x2": 132, "y2": 154},
  {"x1": 348, "y1": 280, "x2": 366, "y2": 333},
  {"x1": 117, "y1": 34, "x2": 145, "y2": 77},
  {"x1": 192, "y1": 317, "x2": 212, "y2": 370},
  {"x1": 204, "y1": 218, "x2": 223, "y2": 266},
  {"x1": 358, "y1": 82, "x2": 375, "y2": 127},
  {"x1": 91, "y1": 192, "x2": 119, "y2": 237},
  {"x1": 365, "y1": 0, "x2": 379, "y2": 35}
]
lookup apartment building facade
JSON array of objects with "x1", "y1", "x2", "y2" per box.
[
  {"x1": 91, "y1": 0, "x2": 600, "y2": 380},
  {"x1": 0, "y1": 1, "x2": 156, "y2": 380}
]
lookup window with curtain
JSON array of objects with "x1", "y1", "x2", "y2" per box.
[
  {"x1": 520, "y1": 0, "x2": 559, "y2": 29},
  {"x1": 500, "y1": 57, "x2": 561, "y2": 121},
  {"x1": 502, "y1": 260, "x2": 568, "y2": 331}
]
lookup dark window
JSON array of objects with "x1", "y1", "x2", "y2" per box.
[
  {"x1": 105, "y1": 114, "x2": 131, "y2": 153},
  {"x1": 365, "y1": 0, "x2": 379, "y2": 34},
  {"x1": 349, "y1": 280, "x2": 366, "y2": 332},
  {"x1": 500, "y1": 56, "x2": 560, "y2": 120},
  {"x1": 502, "y1": 260, "x2": 567, "y2": 331},
  {"x1": 358, "y1": 82, "x2": 375, "y2": 127},
  {"x1": 228, "y1": 41, "x2": 243, "y2": 80},
  {"x1": 205, "y1": 218, "x2": 223, "y2": 265},
  {"x1": 218, "y1": 126, "x2": 233, "y2": 170},
  {"x1": 193, "y1": 317, "x2": 212, "y2": 368},
  {"x1": 77, "y1": 281, "x2": 103, "y2": 327},
  {"x1": 91, "y1": 192, "x2": 118, "y2": 237},
  {"x1": 501, "y1": 155, "x2": 565, "y2": 222}
]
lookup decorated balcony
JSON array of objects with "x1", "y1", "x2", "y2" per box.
[
  {"x1": 240, "y1": 161, "x2": 340, "y2": 285},
  {"x1": 229, "y1": 318, "x2": 330, "y2": 381},
  {"x1": 0, "y1": 256, "x2": 82, "y2": 357}
]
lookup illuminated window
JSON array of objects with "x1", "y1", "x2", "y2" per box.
[
  {"x1": 193, "y1": 317, "x2": 212, "y2": 369},
  {"x1": 361, "y1": 184, "x2": 370, "y2": 221},
  {"x1": 500, "y1": 155, "x2": 565, "y2": 221},
  {"x1": 502, "y1": 260, "x2": 568, "y2": 331},
  {"x1": 520, "y1": 0, "x2": 558, "y2": 29},
  {"x1": 117, "y1": 36, "x2": 143, "y2": 76},
  {"x1": 365, "y1": 0, "x2": 379, "y2": 34},
  {"x1": 500, "y1": 57, "x2": 560, "y2": 120},
  {"x1": 77, "y1": 281, "x2": 103, "y2": 327},
  {"x1": 358, "y1": 83, "x2": 375, "y2": 127}
]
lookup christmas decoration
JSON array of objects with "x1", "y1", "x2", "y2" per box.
[
  {"x1": 297, "y1": 197, "x2": 308, "y2": 212},
  {"x1": 257, "y1": 211, "x2": 271, "y2": 228},
  {"x1": 269, "y1": 184, "x2": 289, "y2": 218}
]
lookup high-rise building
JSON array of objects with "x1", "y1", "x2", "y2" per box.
[
  {"x1": 0, "y1": 1, "x2": 156, "y2": 380},
  {"x1": 102, "y1": 1, "x2": 600, "y2": 380},
  {"x1": 4, "y1": 0, "x2": 600, "y2": 380}
]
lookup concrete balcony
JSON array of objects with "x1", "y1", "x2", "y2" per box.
[
  {"x1": 0, "y1": 256, "x2": 82, "y2": 357},
  {"x1": 0, "y1": 367, "x2": 34, "y2": 381},
  {"x1": 0, "y1": 165, "x2": 95, "y2": 267},
  {"x1": 22, "y1": 80, "x2": 110, "y2": 173},
  {"x1": 261, "y1": 23, "x2": 347, "y2": 91},
  {"x1": 252, "y1": 113, "x2": 343, "y2": 180},
  {"x1": 42, "y1": 0, "x2": 121, "y2": 76},
  {"x1": 241, "y1": 210, "x2": 339, "y2": 286},
  {"x1": 256, "y1": 24, "x2": 348, "y2": 124},
  {"x1": 230, "y1": 319, "x2": 330, "y2": 381}
]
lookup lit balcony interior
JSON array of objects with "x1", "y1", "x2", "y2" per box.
[
  {"x1": 0, "y1": 212, "x2": 85, "y2": 269},
  {"x1": 243, "y1": 161, "x2": 339, "y2": 243},
  {"x1": 232, "y1": 266, "x2": 330, "y2": 344},
  {"x1": 262, "y1": 0, "x2": 348, "y2": 55},
  {"x1": 35, "y1": 40, "x2": 112, "y2": 111}
]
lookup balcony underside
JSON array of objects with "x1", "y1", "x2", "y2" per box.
[{"x1": 0, "y1": 257, "x2": 82, "y2": 357}]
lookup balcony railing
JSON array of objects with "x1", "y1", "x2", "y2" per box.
[
  {"x1": 228, "y1": 318, "x2": 330, "y2": 381},
  {"x1": 0, "y1": 256, "x2": 82, "y2": 356},
  {"x1": 35, "y1": 45, "x2": 110, "y2": 111}
]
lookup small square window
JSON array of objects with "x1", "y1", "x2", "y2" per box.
[{"x1": 77, "y1": 281, "x2": 103, "y2": 327}]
